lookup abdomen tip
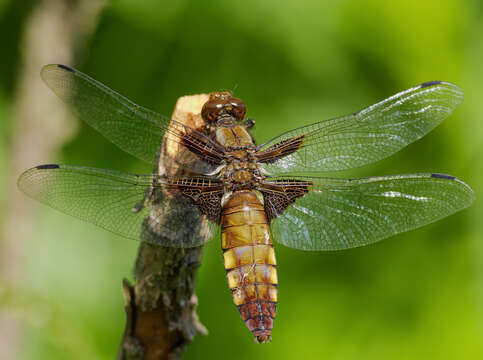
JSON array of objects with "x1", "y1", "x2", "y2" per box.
[{"x1": 255, "y1": 334, "x2": 272, "y2": 343}]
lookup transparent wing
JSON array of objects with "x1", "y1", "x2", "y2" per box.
[
  {"x1": 257, "y1": 81, "x2": 463, "y2": 174},
  {"x1": 266, "y1": 173, "x2": 474, "y2": 250},
  {"x1": 18, "y1": 164, "x2": 220, "y2": 247},
  {"x1": 41, "y1": 64, "x2": 222, "y2": 173}
]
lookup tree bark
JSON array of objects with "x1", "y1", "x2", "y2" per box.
[{"x1": 117, "y1": 94, "x2": 210, "y2": 360}]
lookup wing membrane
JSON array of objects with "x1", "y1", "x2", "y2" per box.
[
  {"x1": 258, "y1": 81, "x2": 463, "y2": 174},
  {"x1": 18, "y1": 164, "x2": 221, "y2": 247},
  {"x1": 41, "y1": 64, "x2": 222, "y2": 173},
  {"x1": 266, "y1": 173, "x2": 474, "y2": 250}
]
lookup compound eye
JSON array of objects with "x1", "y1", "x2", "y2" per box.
[
  {"x1": 230, "y1": 99, "x2": 247, "y2": 120},
  {"x1": 202, "y1": 100, "x2": 224, "y2": 123}
]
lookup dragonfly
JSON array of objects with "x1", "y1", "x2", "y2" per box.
[{"x1": 18, "y1": 64, "x2": 475, "y2": 343}]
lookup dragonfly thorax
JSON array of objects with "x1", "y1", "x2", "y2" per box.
[
  {"x1": 215, "y1": 125, "x2": 254, "y2": 149},
  {"x1": 220, "y1": 158, "x2": 264, "y2": 192}
]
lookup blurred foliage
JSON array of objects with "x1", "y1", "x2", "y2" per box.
[{"x1": 1, "y1": 0, "x2": 482, "y2": 359}]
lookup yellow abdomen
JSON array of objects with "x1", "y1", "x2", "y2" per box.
[{"x1": 221, "y1": 190, "x2": 278, "y2": 343}]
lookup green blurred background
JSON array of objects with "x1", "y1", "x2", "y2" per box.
[{"x1": 1, "y1": 0, "x2": 482, "y2": 359}]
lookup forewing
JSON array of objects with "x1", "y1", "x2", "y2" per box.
[
  {"x1": 41, "y1": 64, "x2": 222, "y2": 173},
  {"x1": 267, "y1": 173, "x2": 474, "y2": 250},
  {"x1": 257, "y1": 81, "x2": 463, "y2": 174},
  {"x1": 18, "y1": 164, "x2": 220, "y2": 247}
]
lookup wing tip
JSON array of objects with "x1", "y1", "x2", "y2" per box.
[
  {"x1": 56, "y1": 64, "x2": 75, "y2": 73},
  {"x1": 35, "y1": 164, "x2": 60, "y2": 170},
  {"x1": 42, "y1": 63, "x2": 75, "y2": 72},
  {"x1": 40, "y1": 64, "x2": 76, "y2": 81},
  {"x1": 418, "y1": 80, "x2": 463, "y2": 95},
  {"x1": 417, "y1": 80, "x2": 464, "y2": 108},
  {"x1": 418, "y1": 80, "x2": 462, "y2": 92},
  {"x1": 430, "y1": 173, "x2": 455, "y2": 180},
  {"x1": 18, "y1": 164, "x2": 61, "y2": 192},
  {"x1": 420, "y1": 80, "x2": 442, "y2": 88},
  {"x1": 430, "y1": 173, "x2": 475, "y2": 205}
]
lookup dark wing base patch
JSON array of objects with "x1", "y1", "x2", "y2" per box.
[
  {"x1": 255, "y1": 135, "x2": 305, "y2": 164},
  {"x1": 181, "y1": 129, "x2": 225, "y2": 165},
  {"x1": 167, "y1": 177, "x2": 224, "y2": 223},
  {"x1": 259, "y1": 179, "x2": 311, "y2": 221}
]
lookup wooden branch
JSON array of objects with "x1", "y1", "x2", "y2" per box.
[{"x1": 117, "y1": 94, "x2": 210, "y2": 360}]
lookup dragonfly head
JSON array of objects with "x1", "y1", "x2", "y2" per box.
[{"x1": 202, "y1": 91, "x2": 247, "y2": 125}]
